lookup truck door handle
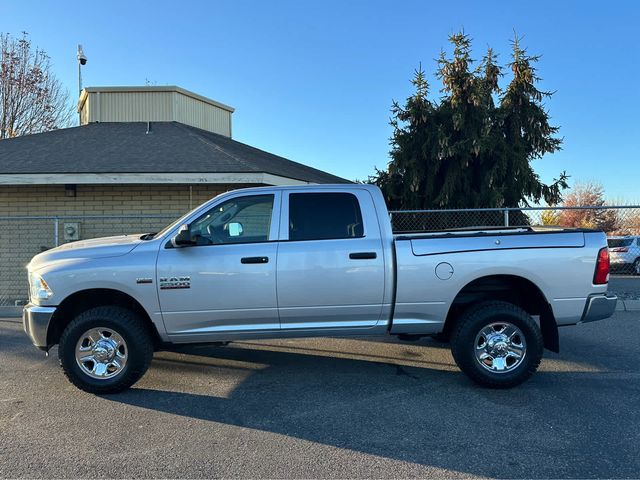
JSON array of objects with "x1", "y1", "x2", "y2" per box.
[
  {"x1": 349, "y1": 252, "x2": 377, "y2": 260},
  {"x1": 241, "y1": 256, "x2": 269, "y2": 264}
]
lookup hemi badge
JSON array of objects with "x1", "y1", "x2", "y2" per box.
[{"x1": 136, "y1": 278, "x2": 153, "y2": 284}]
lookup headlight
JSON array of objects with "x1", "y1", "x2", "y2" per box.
[{"x1": 29, "y1": 272, "x2": 53, "y2": 302}]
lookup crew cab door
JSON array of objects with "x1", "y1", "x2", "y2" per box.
[
  {"x1": 276, "y1": 189, "x2": 386, "y2": 330},
  {"x1": 157, "y1": 192, "x2": 281, "y2": 340}
]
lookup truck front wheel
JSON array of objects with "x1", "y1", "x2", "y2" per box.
[
  {"x1": 58, "y1": 306, "x2": 154, "y2": 394},
  {"x1": 450, "y1": 301, "x2": 543, "y2": 388}
]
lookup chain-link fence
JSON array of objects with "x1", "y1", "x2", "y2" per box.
[
  {"x1": 2, "y1": 206, "x2": 639, "y2": 306},
  {"x1": 390, "y1": 205, "x2": 640, "y2": 276},
  {"x1": 390, "y1": 206, "x2": 640, "y2": 235}
]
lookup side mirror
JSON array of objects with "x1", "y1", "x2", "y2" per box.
[{"x1": 171, "y1": 224, "x2": 196, "y2": 248}]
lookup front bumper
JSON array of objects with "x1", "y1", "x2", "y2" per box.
[
  {"x1": 581, "y1": 294, "x2": 617, "y2": 323},
  {"x1": 23, "y1": 303, "x2": 57, "y2": 350}
]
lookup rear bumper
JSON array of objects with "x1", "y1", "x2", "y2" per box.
[
  {"x1": 581, "y1": 294, "x2": 617, "y2": 323},
  {"x1": 23, "y1": 303, "x2": 56, "y2": 350},
  {"x1": 610, "y1": 259, "x2": 632, "y2": 266}
]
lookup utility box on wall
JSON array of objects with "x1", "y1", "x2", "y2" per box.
[{"x1": 63, "y1": 222, "x2": 80, "y2": 242}]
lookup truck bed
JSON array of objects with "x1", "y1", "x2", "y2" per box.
[
  {"x1": 390, "y1": 227, "x2": 608, "y2": 334},
  {"x1": 394, "y1": 227, "x2": 593, "y2": 256},
  {"x1": 394, "y1": 225, "x2": 597, "y2": 239}
]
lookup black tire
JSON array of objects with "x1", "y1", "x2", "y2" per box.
[
  {"x1": 450, "y1": 301, "x2": 543, "y2": 389},
  {"x1": 58, "y1": 306, "x2": 154, "y2": 394},
  {"x1": 634, "y1": 258, "x2": 640, "y2": 276}
]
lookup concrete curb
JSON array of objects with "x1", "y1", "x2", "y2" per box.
[
  {"x1": 0, "y1": 306, "x2": 23, "y2": 317},
  {"x1": 619, "y1": 299, "x2": 640, "y2": 312}
]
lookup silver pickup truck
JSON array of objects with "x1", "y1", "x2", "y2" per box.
[{"x1": 23, "y1": 184, "x2": 616, "y2": 393}]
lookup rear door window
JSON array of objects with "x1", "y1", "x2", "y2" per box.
[{"x1": 288, "y1": 193, "x2": 364, "y2": 241}]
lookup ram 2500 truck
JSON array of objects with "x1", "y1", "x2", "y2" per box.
[{"x1": 23, "y1": 184, "x2": 617, "y2": 393}]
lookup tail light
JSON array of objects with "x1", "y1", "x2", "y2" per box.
[
  {"x1": 593, "y1": 247, "x2": 610, "y2": 285},
  {"x1": 610, "y1": 247, "x2": 629, "y2": 253}
]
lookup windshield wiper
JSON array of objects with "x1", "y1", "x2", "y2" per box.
[{"x1": 139, "y1": 233, "x2": 157, "y2": 241}]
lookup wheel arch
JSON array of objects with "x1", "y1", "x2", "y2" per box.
[
  {"x1": 443, "y1": 274, "x2": 559, "y2": 352},
  {"x1": 47, "y1": 288, "x2": 162, "y2": 349}
]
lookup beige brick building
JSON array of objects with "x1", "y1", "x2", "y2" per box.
[{"x1": 0, "y1": 86, "x2": 347, "y2": 304}]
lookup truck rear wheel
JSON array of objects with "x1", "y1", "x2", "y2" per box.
[
  {"x1": 58, "y1": 306, "x2": 153, "y2": 394},
  {"x1": 450, "y1": 301, "x2": 543, "y2": 388}
]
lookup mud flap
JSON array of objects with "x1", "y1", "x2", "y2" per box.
[{"x1": 540, "y1": 307, "x2": 559, "y2": 353}]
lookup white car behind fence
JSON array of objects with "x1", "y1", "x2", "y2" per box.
[{"x1": 608, "y1": 236, "x2": 640, "y2": 275}]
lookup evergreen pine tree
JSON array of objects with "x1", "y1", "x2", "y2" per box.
[{"x1": 371, "y1": 32, "x2": 568, "y2": 210}]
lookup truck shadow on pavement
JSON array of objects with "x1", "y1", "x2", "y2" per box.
[
  {"x1": 103, "y1": 331, "x2": 640, "y2": 479},
  {"x1": 3, "y1": 316, "x2": 639, "y2": 478}
]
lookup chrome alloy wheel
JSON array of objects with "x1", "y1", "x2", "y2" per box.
[
  {"x1": 474, "y1": 322, "x2": 527, "y2": 373},
  {"x1": 75, "y1": 327, "x2": 128, "y2": 379}
]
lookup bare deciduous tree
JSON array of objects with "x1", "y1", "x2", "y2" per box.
[{"x1": 0, "y1": 32, "x2": 73, "y2": 139}]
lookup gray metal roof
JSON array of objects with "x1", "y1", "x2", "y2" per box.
[{"x1": 0, "y1": 122, "x2": 349, "y2": 184}]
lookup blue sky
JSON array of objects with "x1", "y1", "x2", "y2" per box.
[{"x1": 2, "y1": 0, "x2": 639, "y2": 202}]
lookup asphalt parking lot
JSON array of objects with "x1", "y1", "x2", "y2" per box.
[
  {"x1": 610, "y1": 274, "x2": 640, "y2": 301},
  {"x1": 2, "y1": 296, "x2": 640, "y2": 479}
]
